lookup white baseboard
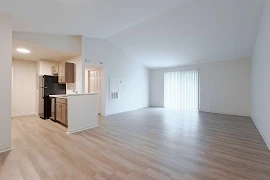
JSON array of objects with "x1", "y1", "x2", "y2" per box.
[
  {"x1": 148, "y1": 108, "x2": 251, "y2": 117},
  {"x1": 149, "y1": 106, "x2": 165, "y2": 108},
  {"x1": 251, "y1": 117, "x2": 270, "y2": 151},
  {"x1": 12, "y1": 113, "x2": 36, "y2": 118},
  {"x1": 199, "y1": 110, "x2": 250, "y2": 117},
  {"x1": 0, "y1": 146, "x2": 12, "y2": 153},
  {"x1": 67, "y1": 125, "x2": 99, "y2": 134},
  {"x1": 104, "y1": 106, "x2": 149, "y2": 116}
]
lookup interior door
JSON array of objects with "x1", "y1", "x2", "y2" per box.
[{"x1": 89, "y1": 69, "x2": 103, "y2": 114}]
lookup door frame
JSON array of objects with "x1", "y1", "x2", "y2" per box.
[{"x1": 87, "y1": 67, "x2": 105, "y2": 115}]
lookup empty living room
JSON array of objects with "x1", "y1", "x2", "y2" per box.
[{"x1": 1, "y1": 0, "x2": 270, "y2": 179}]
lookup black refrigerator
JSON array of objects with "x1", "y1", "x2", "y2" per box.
[{"x1": 38, "y1": 75, "x2": 66, "y2": 119}]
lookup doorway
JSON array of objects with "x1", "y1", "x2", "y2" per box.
[{"x1": 85, "y1": 66, "x2": 105, "y2": 115}]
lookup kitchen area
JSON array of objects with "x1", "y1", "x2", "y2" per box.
[
  {"x1": 12, "y1": 37, "x2": 99, "y2": 134},
  {"x1": 38, "y1": 61, "x2": 99, "y2": 133}
]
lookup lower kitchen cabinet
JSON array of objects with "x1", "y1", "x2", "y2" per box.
[
  {"x1": 61, "y1": 103, "x2": 67, "y2": 125},
  {"x1": 56, "y1": 103, "x2": 62, "y2": 122},
  {"x1": 56, "y1": 98, "x2": 68, "y2": 127}
]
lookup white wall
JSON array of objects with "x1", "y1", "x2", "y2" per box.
[
  {"x1": 12, "y1": 59, "x2": 37, "y2": 117},
  {"x1": 0, "y1": 14, "x2": 12, "y2": 152},
  {"x1": 67, "y1": 94, "x2": 98, "y2": 134},
  {"x1": 38, "y1": 59, "x2": 57, "y2": 75},
  {"x1": 251, "y1": 0, "x2": 270, "y2": 149},
  {"x1": 83, "y1": 37, "x2": 149, "y2": 116},
  {"x1": 150, "y1": 59, "x2": 251, "y2": 117}
]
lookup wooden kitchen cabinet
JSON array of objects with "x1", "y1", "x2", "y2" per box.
[
  {"x1": 61, "y1": 104, "x2": 67, "y2": 125},
  {"x1": 52, "y1": 65, "x2": 59, "y2": 75},
  {"x1": 56, "y1": 103, "x2": 62, "y2": 121},
  {"x1": 56, "y1": 98, "x2": 68, "y2": 127},
  {"x1": 58, "y1": 62, "x2": 75, "y2": 84}
]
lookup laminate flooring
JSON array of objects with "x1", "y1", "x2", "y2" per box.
[{"x1": 1, "y1": 108, "x2": 270, "y2": 180}]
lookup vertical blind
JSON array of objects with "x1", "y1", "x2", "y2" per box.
[{"x1": 164, "y1": 70, "x2": 199, "y2": 110}]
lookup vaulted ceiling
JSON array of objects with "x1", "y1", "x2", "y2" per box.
[
  {"x1": 106, "y1": 0, "x2": 265, "y2": 68},
  {"x1": 1, "y1": 0, "x2": 190, "y2": 38},
  {"x1": 1, "y1": 0, "x2": 265, "y2": 68}
]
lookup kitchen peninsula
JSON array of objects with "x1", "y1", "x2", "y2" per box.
[{"x1": 49, "y1": 93, "x2": 99, "y2": 134}]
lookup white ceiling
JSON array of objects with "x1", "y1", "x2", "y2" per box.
[
  {"x1": 1, "y1": 0, "x2": 190, "y2": 38},
  {"x1": 13, "y1": 40, "x2": 76, "y2": 61},
  {"x1": 107, "y1": 0, "x2": 264, "y2": 68},
  {"x1": 2, "y1": 0, "x2": 265, "y2": 68}
]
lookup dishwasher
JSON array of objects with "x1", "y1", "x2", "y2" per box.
[{"x1": 50, "y1": 97, "x2": 57, "y2": 122}]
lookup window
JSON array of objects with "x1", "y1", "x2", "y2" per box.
[{"x1": 164, "y1": 70, "x2": 199, "y2": 110}]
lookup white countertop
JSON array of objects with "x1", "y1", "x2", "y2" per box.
[
  {"x1": 49, "y1": 95, "x2": 67, "y2": 99},
  {"x1": 49, "y1": 93, "x2": 98, "y2": 99},
  {"x1": 67, "y1": 93, "x2": 98, "y2": 96}
]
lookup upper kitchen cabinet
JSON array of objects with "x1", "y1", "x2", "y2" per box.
[{"x1": 58, "y1": 62, "x2": 75, "y2": 84}]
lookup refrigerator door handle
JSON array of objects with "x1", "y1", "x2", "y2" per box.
[{"x1": 43, "y1": 87, "x2": 48, "y2": 98}]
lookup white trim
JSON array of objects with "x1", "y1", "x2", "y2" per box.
[
  {"x1": 103, "y1": 107, "x2": 149, "y2": 116},
  {"x1": 11, "y1": 113, "x2": 36, "y2": 118},
  {"x1": 67, "y1": 125, "x2": 99, "y2": 134},
  {"x1": 252, "y1": 117, "x2": 270, "y2": 150},
  {"x1": 149, "y1": 106, "x2": 165, "y2": 108},
  {"x1": 0, "y1": 146, "x2": 12, "y2": 153},
  {"x1": 199, "y1": 110, "x2": 250, "y2": 118},
  {"x1": 100, "y1": 113, "x2": 106, "y2": 117}
]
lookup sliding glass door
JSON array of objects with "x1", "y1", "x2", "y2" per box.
[{"x1": 164, "y1": 70, "x2": 199, "y2": 110}]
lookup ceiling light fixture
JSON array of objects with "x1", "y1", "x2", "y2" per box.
[{"x1": 17, "y1": 48, "x2": 30, "y2": 54}]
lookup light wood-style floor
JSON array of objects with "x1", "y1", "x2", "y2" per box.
[{"x1": 1, "y1": 108, "x2": 270, "y2": 180}]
